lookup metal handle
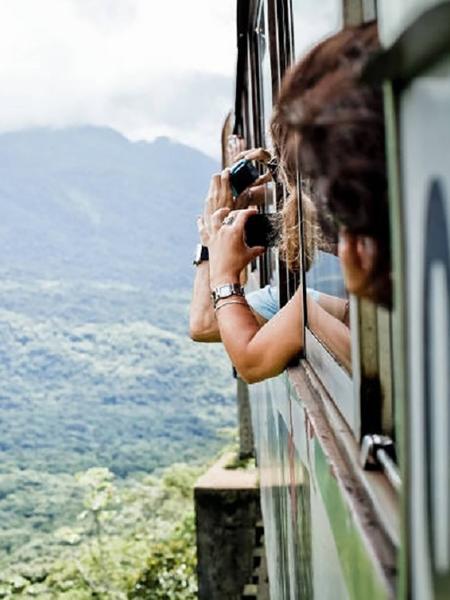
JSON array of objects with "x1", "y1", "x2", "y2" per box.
[{"x1": 360, "y1": 434, "x2": 401, "y2": 492}]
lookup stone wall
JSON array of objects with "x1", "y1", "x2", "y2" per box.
[{"x1": 195, "y1": 453, "x2": 260, "y2": 600}]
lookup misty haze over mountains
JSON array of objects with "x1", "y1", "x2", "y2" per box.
[
  {"x1": 0, "y1": 127, "x2": 235, "y2": 569},
  {"x1": 0, "y1": 126, "x2": 218, "y2": 287}
]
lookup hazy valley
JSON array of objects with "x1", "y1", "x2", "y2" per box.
[{"x1": 0, "y1": 127, "x2": 234, "y2": 596}]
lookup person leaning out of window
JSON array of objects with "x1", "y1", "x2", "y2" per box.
[
  {"x1": 190, "y1": 21, "x2": 389, "y2": 384},
  {"x1": 189, "y1": 138, "x2": 350, "y2": 379},
  {"x1": 276, "y1": 21, "x2": 391, "y2": 309}
]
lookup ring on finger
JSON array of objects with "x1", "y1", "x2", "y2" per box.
[{"x1": 222, "y1": 215, "x2": 236, "y2": 226}]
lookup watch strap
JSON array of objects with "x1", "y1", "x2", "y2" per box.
[{"x1": 211, "y1": 283, "x2": 245, "y2": 308}]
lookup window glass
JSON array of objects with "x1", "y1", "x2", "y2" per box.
[
  {"x1": 306, "y1": 239, "x2": 346, "y2": 299},
  {"x1": 302, "y1": 189, "x2": 351, "y2": 372},
  {"x1": 256, "y1": 3, "x2": 278, "y2": 286},
  {"x1": 246, "y1": 40, "x2": 256, "y2": 148},
  {"x1": 258, "y1": 3, "x2": 273, "y2": 136},
  {"x1": 291, "y1": 2, "x2": 350, "y2": 370},
  {"x1": 292, "y1": 0, "x2": 342, "y2": 59}
]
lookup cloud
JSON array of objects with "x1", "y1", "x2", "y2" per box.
[
  {"x1": 104, "y1": 70, "x2": 234, "y2": 155},
  {"x1": 0, "y1": 0, "x2": 236, "y2": 157}
]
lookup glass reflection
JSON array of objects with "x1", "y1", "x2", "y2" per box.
[
  {"x1": 277, "y1": 413, "x2": 313, "y2": 598},
  {"x1": 303, "y1": 189, "x2": 351, "y2": 370}
]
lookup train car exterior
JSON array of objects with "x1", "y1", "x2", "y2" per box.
[{"x1": 230, "y1": 1, "x2": 450, "y2": 598}]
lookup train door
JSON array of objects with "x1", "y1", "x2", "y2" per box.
[{"x1": 376, "y1": 1, "x2": 450, "y2": 598}]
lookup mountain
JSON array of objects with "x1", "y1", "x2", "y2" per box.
[
  {"x1": 0, "y1": 128, "x2": 235, "y2": 566},
  {"x1": 0, "y1": 127, "x2": 218, "y2": 288}
]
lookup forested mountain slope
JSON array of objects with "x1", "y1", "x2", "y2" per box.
[{"x1": 0, "y1": 128, "x2": 235, "y2": 582}]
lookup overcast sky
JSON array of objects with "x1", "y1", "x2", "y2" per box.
[{"x1": 0, "y1": 0, "x2": 236, "y2": 158}]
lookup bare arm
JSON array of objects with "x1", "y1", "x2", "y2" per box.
[
  {"x1": 214, "y1": 285, "x2": 351, "y2": 381},
  {"x1": 189, "y1": 261, "x2": 221, "y2": 342},
  {"x1": 208, "y1": 207, "x2": 351, "y2": 381},
  {"x1": 189, "y1": 256, "x2": 267, "y2": 342},
  {"x1": 209, "y1": 207, "x2": 300, "y2": 382},
  {"x1": 316, "y1": 292, "x2": 350, "y2": 326},
  {"x1": 188, "y1": 172, "x2": 231, "y2": 342},
  {"x1": 189, "y1": 163, "x2": 269, "y2": 343},
  {"x1": 308, "y1": 296, "x2": 352, "y2": 371},
  {"x1": 215, "y1": 288, "x2": 303, "y2": 383}
]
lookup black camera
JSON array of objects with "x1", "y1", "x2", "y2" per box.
[
  {"x1": 244, "y1": 213, "x2": 281, "y2": 248},
  {"x1": 229, "y1": 159, "x2": 260, "y2": 197}
]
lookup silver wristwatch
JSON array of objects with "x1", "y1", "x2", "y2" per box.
[{"x1": 211, "y1": 283, "x2": 245, "y2": 308}]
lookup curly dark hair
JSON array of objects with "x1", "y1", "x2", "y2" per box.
[{"x1": 275, "y1": 22, "x2": 391, "y2": 306}]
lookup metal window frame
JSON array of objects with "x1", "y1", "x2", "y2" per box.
[
  {"x1": 241, "y1": 0, "x2": 397, "y2": 443},
  {"x1": 290, "y1": 0, "x2": 396, "y2": 443},
  {"x1": 304, "y1": 329, "x2": 356, "y2": 429},
  {"x1": 232, "y1": 4, "x2": 402, "y2": 573},
  {"x1": 290, "y1": 0, "x2": 360, "y2": 436}
]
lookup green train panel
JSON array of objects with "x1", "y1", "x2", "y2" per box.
[
  {"x1": 378, "y1": 1, "x2": 450, "y2": 598},
  {"x1": 234, "y1": 1, "x2": 450, "y2": 598},
  {"x1": 249, "y1": 372, "x2": 394, "y2": 599}
]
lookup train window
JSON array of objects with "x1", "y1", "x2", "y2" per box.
[
  {"x1": 243, "y1": 0, "x2": 396, "y2": 438},
  {"x1": 287, "y1": 1, "x2": 355, "y2": 430},
  {"x1": 253, "y1": 1, "x2": 280, "y2": 288},
  {"x1": 303, "y1": 189, "x2": 350, "y2": 369}
]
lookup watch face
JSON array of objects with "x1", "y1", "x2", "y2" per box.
[
  {"x1": 219, "y1": 284, "x2": 233, "y2": 297},
  {"x1": 193, "y1": 244, "x2": 208, "y2": 265},
  {"x1": 211, "y1": 283, "x2": 244, "y2": 307},
  {"x1": 194, "y1": 244, "x2": 203, "y2": 263}
]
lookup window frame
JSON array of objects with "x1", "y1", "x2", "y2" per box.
[
  {"x1": 289, "y1": 0, "x2": 396, "y2": 443},
  {"x1": 232, "y1": 0, "x2": 402, "y2": 569},
  {"x1": 289, "y1": 0, "x2": 359, "y2": 434},
  {"x1": 242, "y1": 0, "x2": 397, "y2": 445}
]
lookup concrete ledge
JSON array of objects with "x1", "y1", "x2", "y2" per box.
[
  {"x1": 195, "y1": 453, "x2": 260, "y2": 600},
  {"x1": 195, "y1": 452, "x2": 258, "y2": 491}
]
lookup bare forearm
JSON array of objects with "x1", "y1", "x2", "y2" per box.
[
  {"x1": 215, "y1": 291, "x2": 303, "y2": 383},
  {"x1": 317, "y1": 292, "x2": 349, "y2": 323},
  {"x1": 307, "y1": 295, "x2": 351, "y2": 370},
  {"x1": 189, "y1": 263, "x2": 221, "y2": 342}
]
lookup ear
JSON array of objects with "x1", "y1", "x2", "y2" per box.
[
  {"x1": 356, "y1": 235, "x2": 377, "y2": 272},
  {"x1": 338, "y1": 230, "x2": 377, "y2": 297}
]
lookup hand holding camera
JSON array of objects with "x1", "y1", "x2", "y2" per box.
[
  {"x1": 229, "y1": 147, "x2": 274, "y2": 199},
  {"x1": 229, "y1": 159, "x2": 260, "y2": 197},
  {"x1": 201, "y1": 147, "x2": 279, "y2": 260},
  {"x1": 244, "y1": 213, "x2": 280, "y2": 248},
  {"x1": 228, "y1": 153, "x2": 280, "y2": 248},
  {"x1": 208, "y1": 207, "x2": 266, "y2": 289}
]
